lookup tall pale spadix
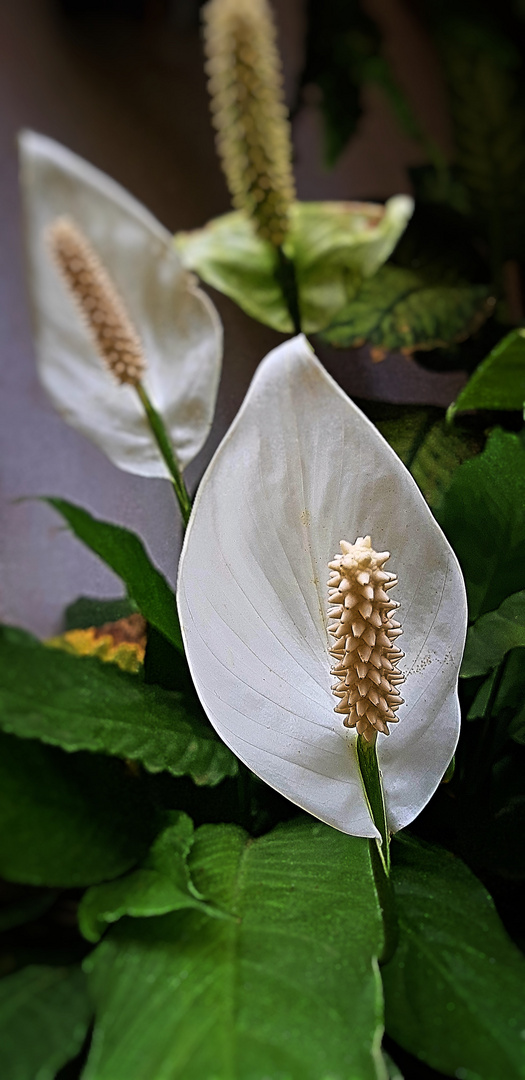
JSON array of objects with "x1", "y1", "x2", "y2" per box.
[
  {"x1": 328, "y1": 537, "x2": 404, "y2": 742},
  {"x1": 19, "y1": 131, "x2": 223, "y2": 478},
  {"x1": 203, "y1": 0, "x2": 294, "y2": 247},
  {"x1": 47, "y1": 217, "x2": 146, "y2": 388},
  {"x1": 178, "y1": 336, "x2": 467, "y2": 839}
]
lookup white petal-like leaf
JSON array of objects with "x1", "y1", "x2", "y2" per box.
[
  {"x1": 19, "y1": 131, "x2": 223, "y2": 477},
  {"x1": 178, "y1": 336, "x2": 467, "y2": 836}
]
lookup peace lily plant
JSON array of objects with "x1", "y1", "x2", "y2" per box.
[
  {"x1": 19, "y1": 130, "x2": 223, "y2": 519},
  {"x1": 4, "y1": 1, "x2": 525, "y2": 1077},
  {"x1": 178, "y1": 335, "x2": 467, "y2": 847}
]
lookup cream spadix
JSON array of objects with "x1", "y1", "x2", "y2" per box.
[
  {"x1": 177, "y1": 336, "x2": 467, "y2": 837},
  {"x1": 19, "y1": 131, "x2": 223, "y2": 478},
  {"x1": 328, "y1": 536, "x2": 404, "y2": 742}
]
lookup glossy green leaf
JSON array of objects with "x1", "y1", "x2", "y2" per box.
[
  {"x1": 437, "y1": 428, "x2": 525, "y2": 620},
  {"x1": 0, "y1": 964, "x2": 92, "y2": 1080},
  {"x1": 451, "y1": 328, "x2": 525, "y2": 416},
  {"x1": 361, "y1": 401, "x2": 482, "y2": 508},
  {"x1": 83, "y1": 817, "x2": 384, "y2": 1080},
  {"x1": 0, "y1": 626, "x2": 236, "y2": 786},
  {"x1": 383, "y1": 834, "x2": 525, "y2": 1080},
  {"x1": 79, "y1": 813, "x2": 224, "y2": 943},
  {"x1": 462, "y1": 591, "x2": 525, "y2": 677},
  {"x1": 319, "y1": 264, "x2": 491, "y2": 352},
  {"x1": 467, "y1": 648, "x2": 525, "y2": 737},
  {"x1": 0, "y1": 732, "x2": 159, "y2": 887},
  {"x1": 46, "y1": 498, "x2": 183, "y2": 652},
  {"x1": 175, "y1": 197, "x2": 412, "y2": 334}
]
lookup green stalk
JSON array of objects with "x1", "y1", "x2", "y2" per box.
[
  {"x1": 135, "y1": 382, "x2": 192, "y2": 527},
  {"x1": 275, "y1": 246, "x2": 302, "y2": 335},
  {"x1": 356, "y1": 734, "x2": 398, "y2": 962},
  {"x1": 356, "y1": 733, "x2": 390, "y2": 875}
]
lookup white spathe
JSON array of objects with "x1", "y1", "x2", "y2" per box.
[
  {"x1": 178, "y1": 336, "x2": 467, "y2": 838},
  {"x1": 19, "y1": 131, "x2": 223, "y2": 477}
]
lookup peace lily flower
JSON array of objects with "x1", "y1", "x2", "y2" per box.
[
  {"x1": 19, "y1": 131, "x2": 223, "y2": 479},
  {"x1": 178, "y1": 336, "x2": 467, "y2": 837}
]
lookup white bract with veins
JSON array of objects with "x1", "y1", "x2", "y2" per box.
[
  {"x1": 19, "y1": 131, "x2": 223, "y2": 477},
  {"x1": 178, "y1": 336, "x2": 467, "y2": 838}
]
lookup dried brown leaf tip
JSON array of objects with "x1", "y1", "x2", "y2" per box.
[
  {"x1": 46, "y1": 216, "x2": 146, "y2": 386},
  {"x1": 328, "y1": 536, "x2": 405, "y2": 744},
  {"x1": 203, "y1": 0, "x2": 295, "y2": 247}
]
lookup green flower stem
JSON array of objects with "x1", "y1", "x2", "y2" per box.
[
  {"x1": 135, "y1": 383, "x2": 192, "y2": 527},
  {"x1": 356, "y1": 733, "x2": 398, "y2": 962},
  {"x1": 275, "y1": 245, "x2": 302, "y2": 334},
  {"x1": 356, "y1": 733, "x2": 390, "y2": 875}
]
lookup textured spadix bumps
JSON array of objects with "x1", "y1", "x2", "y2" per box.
[
  {"x1": 178, "y1": 336, "x2": 467, "y2": 838},
  {"x1": 47, "y1": 217, "x2": 146, "y2": 388},
  {"x1": 328, "y1": 537, "x2": 404, "y2": 741},
  {"x1": 19, "y1": 131, "x2": 222, "y2": 477}
]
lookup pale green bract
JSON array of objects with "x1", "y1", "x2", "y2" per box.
[
  {"x1": 177, "y1": 336, "x2": 467, "y2": 837},
  {"x1": 19, "y1": 131, "x2": 223, "y2": 478},
  {"x1": 175, "y1": 197, "x2": 413, "y2": 333}
]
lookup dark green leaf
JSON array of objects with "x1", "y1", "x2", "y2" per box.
[
  {"x1": 442, "y1": 22, "x2": 525, "y2": 260},
  {"x1": 64, "y1": 595, "x2": 137, "y2": 631},
  {"x1": 0, "y1": 626, "x2": 236, "y2": 786},
  {"x1": 0, "y1": 964, "x2": 92, "y2": 1080},
  {"x1": 466, "y1": 668, "x2": 497, "y2": 719},
  {"x1": 451, "y1": 328, "x2": 525, "y2": 416},
  {"x1": 462, "y1": 590, "x2": 525, "y2": 676},
  {"x1": 79, "y1": 813, "x2": 225, "y2": 943},
  {"x1": 0, "y1": 732, "x2": 158, "y2": 887},
  {"x1": 83, "y1": 818, "x2": 384, "y2": 1080},
  {"x1": 320, "y1": 264, "x2": 491, "y2": 352},
  {"x1": 301, "y1": 0, "x2": 381, "y2": 165},
  {"x1": 361, "y1": 401, "x2": 482, "y2": 508},
  {"x1": 383, "y1": 834, "x2": 525, "y2": 1080},
  {"x1": 437, "y1": 428, "x2": 525, "y2": 620},
  {"x1": 46, "y1": 499, "x2": 182, "y2": 653},
  {"x1": 175, "y1": 200, "x2": 412, "y2": 334}
]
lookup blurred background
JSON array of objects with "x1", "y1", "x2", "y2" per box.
[{"x1": 0, "y1": 0, "x2": 520, "y2": 635}]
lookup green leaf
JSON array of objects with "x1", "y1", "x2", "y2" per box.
[
  {"x1": 437, "y1": 428, "x2": 525, "y2": 620},
  {"x1": 383, "y1": 833, "x2": 525, "y2": 1080},
  {"x1": 461, "y1": 591, "x2": 525, "y2": 676},
  {"x1": 0, "y1": 964, "x2": 92, "y2": 1080},
  {"x1": 361, "y1": 401, "x2": 482, "y2": 508},
  {"x1": 46, "y1": 498, "x2": 183, "y2": 653},
  {"x1": 0, "y1": 626, "x2": 237, "y2": 786},
  {"x1": 65, "y1": 595, "x2": 137, "y2": 630},
  {"x1": 79, "y1": 813, "x2": 225, "y2": 943},
  {"x1": 466, "y1": 668, "x2": 497, "y2": 719},
  {"x1": 83, "y1": 817, "x2": 384, "y2": 1080},
  {"x1": 175, "y1": 198, "x2": 412, "y2": 334},
  {"x1": 300, "y1": 0, "x2": 382, "y2": 165},
  {"x1": 467, "y1": 647, "x2": 525, "y2": 737},
  {"x1": 319, "y1": 264, "x2": 491, "y2": 352},
  {"x1": 0, "y1": 732, "x2": 159, "y2": 887},
  {"x1": 442, "y1": 22, "x2": 525, "y2": 261},
  {"x1": 451, "y1": 328, "x2": 525, "y2": 416}
]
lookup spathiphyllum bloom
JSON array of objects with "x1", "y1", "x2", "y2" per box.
[
  {"x1": 19, "y1": 131, "x2": 223, "y2": 477},
  {"x1": 178, "y1": 336, "x2": 467, "y2": 838}
]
